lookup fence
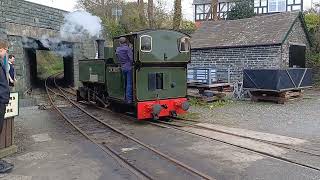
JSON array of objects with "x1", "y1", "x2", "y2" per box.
[{"x1": 187, "y1": 67, "x2": 231, "y2": 85}]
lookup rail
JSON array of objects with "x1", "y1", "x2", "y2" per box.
[
  {"x1": 149, "y1": 119, "x2": 320, "y2": 172},
  {"x1": 45, "y1": 73, "x2": 215, "y2": 180}
]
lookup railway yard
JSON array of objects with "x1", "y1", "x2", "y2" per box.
[
  {"x1": 0, "y1": 75, "x2": 318, "y2": 179},
  {"x1": 1, "y1": 1, "x2": 320, "y2": 179}
]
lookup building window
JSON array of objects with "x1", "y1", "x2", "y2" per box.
[
  {"x1": 195, "y1": 4, "x2": 211, "y2": 21},
  {"x1": 268, "y1": 0, "x2": 286, "y2": 12},
  {"x1": 254, "y1": 0, "x2": 302, "y2": 14},
  {"x1": 218, "y1": 2, "x2": 233, "y2": 19},
  {"x1": 195, "y1": 2, "x2": 233, "y2": 21},
  {"x1": 287, "y1": 0, "x2": 303, "y2": 11},
  {"x1": 254, "y1": 0, "x2": 268, "y2": 13},
  {"x1": 140, "y1": 35, "x2": 152, "y2": 52},
  {"x1": 179, "y1": 37, "x2": 190, "y2": 52}
]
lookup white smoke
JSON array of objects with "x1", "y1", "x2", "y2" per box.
[
  {"x1": 22, "y1": 35, "x2": 73, "y2": 57},
  {"x1": 22, "y1": 37, "x2": 39, "y2": 49},
  {"x1": 60, "y1": 10, "x2": 103, "y2": 39},
  {"x1": 21, "y1": 11, "x2": 103, "y2": 57},
  {"x1": 40, "y1": 35, "x2": 73, "y2": 57}
]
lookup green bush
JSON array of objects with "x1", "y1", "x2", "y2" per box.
[
  {"x1": 103, "y1": 18, "x2": 126, "y2": 40},
  {"x1": 36, "y1": 51, "x2": 63, "y2": 79},
  {"x1": 227, "y1": 0, "x2": 255, "y2": 20},
  {"x1": 304, "y1": 13, "x2": 320, "y2": 34},
  {"x1": 306, "y1": 52, "x2": 320, "y2": 86},
  {"x1": 306, "y1": 52, "x2": 320, "y2": 65},
  {"x1": 180, "y1": 21, "x2": 197, "y2": 35},
  {"x1": 304, "y1": 12, "x2": 320, "y2": 52},
  {"x1": 189, "y1": 97, "x2": 233, "y2": 109}
]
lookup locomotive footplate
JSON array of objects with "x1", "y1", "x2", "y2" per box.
[{"x1": 137, "y1": 98, "x2": 189, "y2": 120}]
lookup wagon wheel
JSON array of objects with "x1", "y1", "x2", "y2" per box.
[{"x1": 96, "y1": 95, "x2": 110, "y2": 108}]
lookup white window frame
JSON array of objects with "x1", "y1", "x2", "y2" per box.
[
  {"x1": 268, "y1": 0, "x2": 286, "y2": 12},
  {"x1": 179, "y1": 37, "x2": 191, "y2": 53},
  {"x1": 140, "y1": 35, "x2": 152, "y2": 53}
]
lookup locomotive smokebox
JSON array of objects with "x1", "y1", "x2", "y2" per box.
[{"x1": 96, "y1": 39, "x2": 105, "y2": 59}]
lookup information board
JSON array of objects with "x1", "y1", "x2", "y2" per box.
[{"x1": 5, "y1": 92, "x2": 19, "y2": 119}]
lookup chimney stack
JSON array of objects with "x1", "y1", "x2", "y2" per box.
[{"x1": 96, "y1": 39, "x2": 105, "y2": 59}]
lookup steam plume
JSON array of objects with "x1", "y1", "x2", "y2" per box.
[
  {"x1": 21, "y1": 11, "x2": 103, "y2": 57},
  {"x1": 60, "y1": 10, "x2": 103, "y2": 39}
]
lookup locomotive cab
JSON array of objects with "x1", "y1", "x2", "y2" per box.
[{"x1": 78, "y1": 30, "x2": 191, "y2": 120}]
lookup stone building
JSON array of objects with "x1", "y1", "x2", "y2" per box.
[
  {"x1": 190, "y1": 12, "x2": 311, "y2": 82},
  {"x1": 0, "y1": 0, "x2": 96, "y2": 94}
]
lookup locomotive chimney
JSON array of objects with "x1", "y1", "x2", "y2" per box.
[{"x1": 96, "y1": 39, "x2": 105, "y2": 59}]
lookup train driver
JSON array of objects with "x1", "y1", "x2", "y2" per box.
[{"x1": 116, "y1": 37, "x2": 133, "y2": 104}]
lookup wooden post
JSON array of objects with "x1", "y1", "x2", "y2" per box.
[
  {"x1": 0, "y1": 117, "x2": 17, "y2": 158},
  {"x1": 0, "y1": 92, "x2": 19, "y2": 158}
]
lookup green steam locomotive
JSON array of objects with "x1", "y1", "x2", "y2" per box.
[{"x1": 77, "y1": 30, "x2": 191, "y2": 120}]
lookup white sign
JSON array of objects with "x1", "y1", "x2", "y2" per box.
[
  {"x1": 89, "y1": 74, "x2": 99, "y2": 82},
  {"x1": 5, "y1": 92, "x2": 19, "y2": 118}
]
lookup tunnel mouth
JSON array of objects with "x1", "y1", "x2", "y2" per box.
[{"x1": 22, "y1": 37, "x2": 74, "y2": 90}]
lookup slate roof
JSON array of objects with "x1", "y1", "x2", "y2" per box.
[{"x1": 191, "y1": 12, "x2": 309, "y2": 49}]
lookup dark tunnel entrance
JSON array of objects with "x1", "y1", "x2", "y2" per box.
[{"x1": 23, "y1": 38, "x2": 74, "y2": 89}]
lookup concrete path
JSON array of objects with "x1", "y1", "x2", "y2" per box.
[{"x1": 1, "y1": 106, "x2": 138, "y2": 180}]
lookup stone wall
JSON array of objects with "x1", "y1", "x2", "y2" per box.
[
  {"x1": 0, "y1": 0, "x2": 66, "y2": 30},
  {"x1": 190, "y1": 45, "x2": 282, "y2": 82},
  {"x1": 190, "y1": 18, "x2": 311, "y2": 82},
  {"x1": 0, "y1": 0, "x2": 96, "y2": 93},
  {"x1": 281, "y1": 19, "x2": 310, "y2": 67},
  {"x1": 7, "y1": 35, "x2": 27, "y2": 91}
]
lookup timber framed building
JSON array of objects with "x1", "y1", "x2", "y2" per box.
[{"x1": 193, "y1": 0, "x2": 304, "y2": 22}]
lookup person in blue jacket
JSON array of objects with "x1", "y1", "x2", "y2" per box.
[
  {"x1": 0, "y1": 40, "x2": 13, "y2": 173},
  {"x1": 116, "y1": 37, "x2": 133, "y2": 103}
]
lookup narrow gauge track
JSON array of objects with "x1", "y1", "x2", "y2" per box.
[
  {"x1": 156, "y1": 118, "x2": 320, "y2": 154},
  {"x1": 65, "y1": 89, "x2": 320, "y2": 173},
  {"x1": 50, "y1": 74, "x2": 320, "y2": 174},
  {"x1": 149, "y1": 120, "x2": 320, "y2": 172},
  {"x1": 75, "y1": 97, "x2": 320, "y2": 161},
  {"x1": 45, "y1": 74, "x2": 214, "y2": 180}
]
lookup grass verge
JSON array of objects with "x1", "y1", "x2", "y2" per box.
[
  {"x1": 189, "y1": 97, "x2": 233, "y2": 110},
  {"x1": 36, "y1": 50, "x2": 64, "y2": 79}
]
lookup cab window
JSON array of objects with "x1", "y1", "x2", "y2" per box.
[
  {"x1": 140, "y1": 35, "x2": 152, "y2": 52},
  {"x1": 179, "y1": 37, "x2": 190, "y2": 52}
]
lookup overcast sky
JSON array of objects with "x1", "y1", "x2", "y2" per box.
[{"x1": 24, "y1": 0, "x2": 320, "y2": 22}]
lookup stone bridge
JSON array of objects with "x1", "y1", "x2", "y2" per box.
[{"x1": 0, "y1": 0, "x2": 96, "y2": 94}]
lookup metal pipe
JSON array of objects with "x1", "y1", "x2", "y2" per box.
[{"x1": 96, "y1": 39, "x2": 105, "y2": 59}]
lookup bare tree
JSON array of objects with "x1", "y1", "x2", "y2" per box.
[
  {"x1": 77, "y1": 0, "x2": 122, "y2": 20},
  {"x1": 148, "y1": 0, "x2": 154, "y2": 29},
  {"x1": 173, "y1": 0, "x2": 182, "y2": 30},
  {"x1": 206, "y1": 0, "x2": 218, "y2": 21},
  {"x1": 77, "y1": 0, "x2": 174, "y2": 35},
  {"x1": 212, "y1": 0, "x2": 218, "y2": 21},
  {"x1": 138, "y1": 0, "x2": 146, "y2": 25}
]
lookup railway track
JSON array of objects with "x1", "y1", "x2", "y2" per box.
[
  {"x1": 47, "y1": 74, "x2": 320, "y2": 175},
  {"x1": 149, "y1": 120, "x2": 320, "y2": 172},
  {"x1": 154, "y1": 117, "x2": 320, "y2": 154},
  {"x1": 45, "y1": 74, "x2": 214, "y2": 180},
  {"x1": 64, "y1": 92, "x2": 320, "y2": 175},
  {"x1": 70, "y1": 91, "x2": 320, "y2": 173}
]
